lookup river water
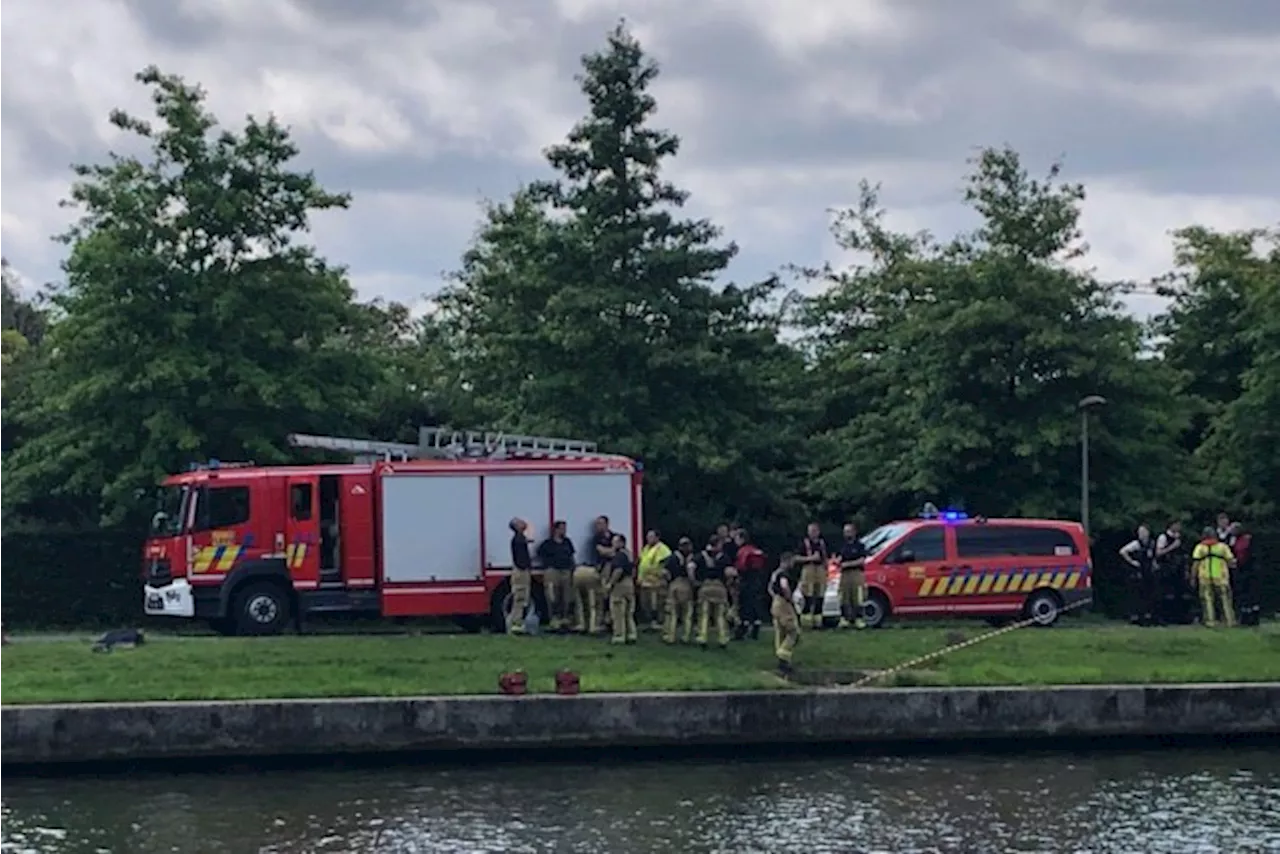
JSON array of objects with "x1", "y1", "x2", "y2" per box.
[{"x1": 3, "y1": 748, "x2": 1279, "y2": 854}]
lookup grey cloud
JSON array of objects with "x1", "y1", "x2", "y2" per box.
[{"x1": 3, "y1": 0, "x2": 1279, "y2": 307}]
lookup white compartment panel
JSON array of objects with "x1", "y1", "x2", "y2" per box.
[
  {"x1": 381, "y1": 475, "x2": 482, "y2": 583},
  {"x1": 483, "y1": 474, "x2": 551, "y2": 568},
  {"x1": 552, "y1": 473, "x2": 634, "y2": 566}
]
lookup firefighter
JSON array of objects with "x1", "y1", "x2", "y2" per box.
[
  {"x1": 797, "y1": 522, "x2": 829, "y2": 629},
  {"x1": 733, "y1": 529, "x2": 767, "y2": 640},
  {"x1": 662, "y1": 538, "x2": 697, "y2": 644},
  {"x1": 837, "y1": 522, "x2": 868, "y2": 629},
  {"x1": 1191, "y1": 526, "x2": 1236, "y2": 627},
  {"x1": 537, "y1": 521, "x2": 576, "y2": 631},
  {"x1": 1229, "y1": 523, "x2": 1261, "y2": 626},
  {"x1": 637, "y1": 529, "x2": 671, "y2": 631},
  {"x1": 593, "y1": 515, "x2": 616, "y2": 632},
  {"x1": 1119, "y1": 524, "x2": 1158, "y2": 626},
  {"x1": 508, "y1": 518, "x2": 533, "y2": 635},
  {"x1": 1155, "y1": 521, "x2": 1187, "y2": 625},
  {"x1": 695, "y1": 535, "x2": 734, "y2": 649},
  {"x1": 606, "y1": 533, "x2": 638, "y2": 644},
  {"x1": 769, "y1": 552, "x2": 801, "y2": 677}
]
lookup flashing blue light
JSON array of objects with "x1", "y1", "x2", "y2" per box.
[{"x1": 941, "y1": 511, "x2": 969, "y2": 522}]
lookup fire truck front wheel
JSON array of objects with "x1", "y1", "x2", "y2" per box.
[{"x1": 231, "y1": 581, "x2": 293, "y2": 636}]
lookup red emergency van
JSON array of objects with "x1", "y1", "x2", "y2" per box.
[{"x1": 811, "y1": 510, "x2": 1093, "y2": 628}]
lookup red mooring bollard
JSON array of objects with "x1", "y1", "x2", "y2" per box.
[
  {"x1": 555, "y1": 669, "x2": 580, "y2": 696},
  {"x1": 499, "y1": 670, "x2": 528, "y2": 695}
]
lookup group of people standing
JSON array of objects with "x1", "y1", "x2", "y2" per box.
[
  {"x1": 1119, "y1": 513, "x2": 1260, "y2": 628},
  {"x1": 505, "y1": 515, "x2": 872, "y2": 677}
]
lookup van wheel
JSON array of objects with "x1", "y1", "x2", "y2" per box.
[
  {"x1": 232, "y1": 582, "x2": 291, "y2": 636},
  {"x1": 863, "y1": 591, "x2": 890, "y2": 629},
  {"x1": 1024, "y1": 590, "x2": 1062, "y2": 627}
]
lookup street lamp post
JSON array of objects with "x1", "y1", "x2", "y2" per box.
[{"x1": 1078, "y1": 395, "x2": 1107, "y2": 537}]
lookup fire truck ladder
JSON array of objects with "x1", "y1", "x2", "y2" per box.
[{"x1": 287, "y1": 427, "x2": 604, "y2": 462}]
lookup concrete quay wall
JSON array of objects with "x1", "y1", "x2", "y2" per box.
[{"x1": 4, "y1": 683, "x2": 1279, "y2": 767}]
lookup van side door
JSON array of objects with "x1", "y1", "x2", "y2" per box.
[{"x1": 885, "y1": 524, "x2": 952, "y2": 615}]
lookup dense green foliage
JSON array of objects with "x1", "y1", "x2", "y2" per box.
[{"x1": 2, "y1": 26, "x2": 1276, "y2": 555}]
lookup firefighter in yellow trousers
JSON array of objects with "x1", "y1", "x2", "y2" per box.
[
  {"x1": 1192, "y1": 527, "x2": 1236, "y2": 627},
  {"x1": 573, "y1": 564, "x2": 604, "y2": 634},
  {"x1": 606, "y1": 533, "x2": 638, "y2": 644},
  {"x1": 638, "y1": 530, "x2": 671, "y2": 631},
  {"x1": 663, "y1": 538, "x2": 697, "y2": 644},
  {"x1": 695, "y1": 535, "x2": 733, "y2": 649},
  {"x1": 769, "y1": 553, "x2": 801, "y2": 677}
]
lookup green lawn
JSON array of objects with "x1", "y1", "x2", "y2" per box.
[{"x1": 3, "y1": 623, "x2": 1278, "y2": 704}]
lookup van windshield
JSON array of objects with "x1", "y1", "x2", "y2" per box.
[{"x1": 861, "y1": 523, "x2": 911, "y2": 556}]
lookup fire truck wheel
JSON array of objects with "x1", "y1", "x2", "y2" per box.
[
  {"x1": 1024, "y1": 590, "x2": 1062, "y2": 627},
  {"x1": 488, "y1": 580, "x2": 550, "y2": 633},
  {"x1": 862, "y1": 591, "x2": 890, "y2": 629},
  {"x1": 232, "y1": 582, "x2": 292, "y2": 636}
]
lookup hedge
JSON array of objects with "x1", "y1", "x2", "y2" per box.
[{"x1": 2, "y1": 527, "x2": 1276, "y2": 629}]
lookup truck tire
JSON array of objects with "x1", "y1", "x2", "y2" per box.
[
  {"x1": 489, "y1": 578, "x2": 550, "y2": 633},
  {"x1": 231, "y1": 582, "x2": 292, "y2": 636}
]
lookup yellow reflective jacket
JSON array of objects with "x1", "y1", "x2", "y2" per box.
[
  {"x1": 639, "y1": 542, "x2": 672, "y2": 586},
  {"x1": 1192, "y1": 541, "x2": 1233, "y2": 581}
]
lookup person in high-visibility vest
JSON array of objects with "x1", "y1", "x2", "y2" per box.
[
  {"x1": 1191, "y1": 526, "x2": 1236, "y2": 627},
  {"x1": 637, "y1": 530, "x2": 672, "y2": 631}
]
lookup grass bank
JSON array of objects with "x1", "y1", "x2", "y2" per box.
[{"x1": 3, "y1": 623, "x2": 1278, "y2": 705}]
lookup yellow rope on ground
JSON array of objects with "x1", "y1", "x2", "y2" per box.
[{"x1": 850, "y1": 597, "x2": 1095, "y2": 688}]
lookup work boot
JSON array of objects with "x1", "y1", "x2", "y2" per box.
[
  {"x1": 750, "y1": 622, "x2": 761, "y2": 640},
  {"x1": 776, "y1": 659, "x2": 793, "y2": 678},
  {"x1": 838, "y1": 618, "x2": 851, "y2": 630},
  {"x1": 855, "y1": 617, "x2": 866, "y2": 629}
]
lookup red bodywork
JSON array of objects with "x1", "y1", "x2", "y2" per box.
[{"x1": 142, "y1": 456, "x2": 643, "y2": 630}]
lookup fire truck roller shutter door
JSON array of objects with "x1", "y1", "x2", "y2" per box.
[
  {"x1": 552, "y1": 473, "x2": 634, "y2": 566},
  {"x1": 381, "y1": 474, "x2": 483, "y2": 583},
  {"x1": 483, "y1": 475, "x2": 551, "y2": 568}
]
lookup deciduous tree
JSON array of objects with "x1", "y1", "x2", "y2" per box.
[{"x1": 3, "y1": 67, "x2": 380, "y2": 525}]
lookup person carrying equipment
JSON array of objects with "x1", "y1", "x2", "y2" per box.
[
  {"x1": 1191, "y1": 527, "x2": 1236, "y2": 627},
  {"x1": 769, "y1": 553, "x2": 802, "y2": 677},
  {"x1": 662, "y1": 538, "x2": 697, "y2": 644}
]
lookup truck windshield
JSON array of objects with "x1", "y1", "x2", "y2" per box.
[
  {"x1": 150, "y1": 486, "x2": 189, "y2": 536},
  {"x1": 861, "y1": 523, "x2": 911, "y2": 556}
]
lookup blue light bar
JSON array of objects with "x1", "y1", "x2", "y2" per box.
[{"x1": 941, "y1": 511, "x2": 968, "y2": 522}]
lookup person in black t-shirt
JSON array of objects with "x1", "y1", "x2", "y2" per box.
[
  {"x1": 508, "y1": 518, "x2": 533, "y2": 635},
  {"x1": 592, "y1": 515, "x2": 617, "y2": 631},
  {"x1": 606, "y1": 534, "x2": 638, "y2": 644},
  {"x1": 537, "y1": 521, "x2": 576, "y2": 631},
  {"x1": 662, "y1": 537, "x2": 697, "y2": 644},
  {"x1": 836, "y1": 522, "x2": 869, "y2": 629},
  {"x1": 695, "y1": 535, "x2": 734, "y2": 649},
  {"x1": 769, "y1": 553, "x2": 801, "y2": 676}
]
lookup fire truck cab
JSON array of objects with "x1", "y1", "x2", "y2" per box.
[{"x1": 142, "y1": 429, "x2": 642, "y2": 636}]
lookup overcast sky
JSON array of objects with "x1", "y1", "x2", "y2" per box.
[{"x1": 3, "y1": 0, "x2": 1279, "y2": 319}]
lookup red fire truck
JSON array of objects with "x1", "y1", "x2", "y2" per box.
[{"x1": 142, "y1": 428, "x2": 643, "y2": 636}]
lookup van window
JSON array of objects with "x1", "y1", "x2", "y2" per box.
[
  {"x1": 290, "y1": 484, "x2": 313, "y2": 521},
  {"x1": 891, "y1": 526, "x2": 946, "y2": 562},
  {"x1": 956, "y1": 525, "x2": 1078, "y2": 558},
  {"x1": 194, "y1": 486, "x2": 251, "y2": 530}
]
